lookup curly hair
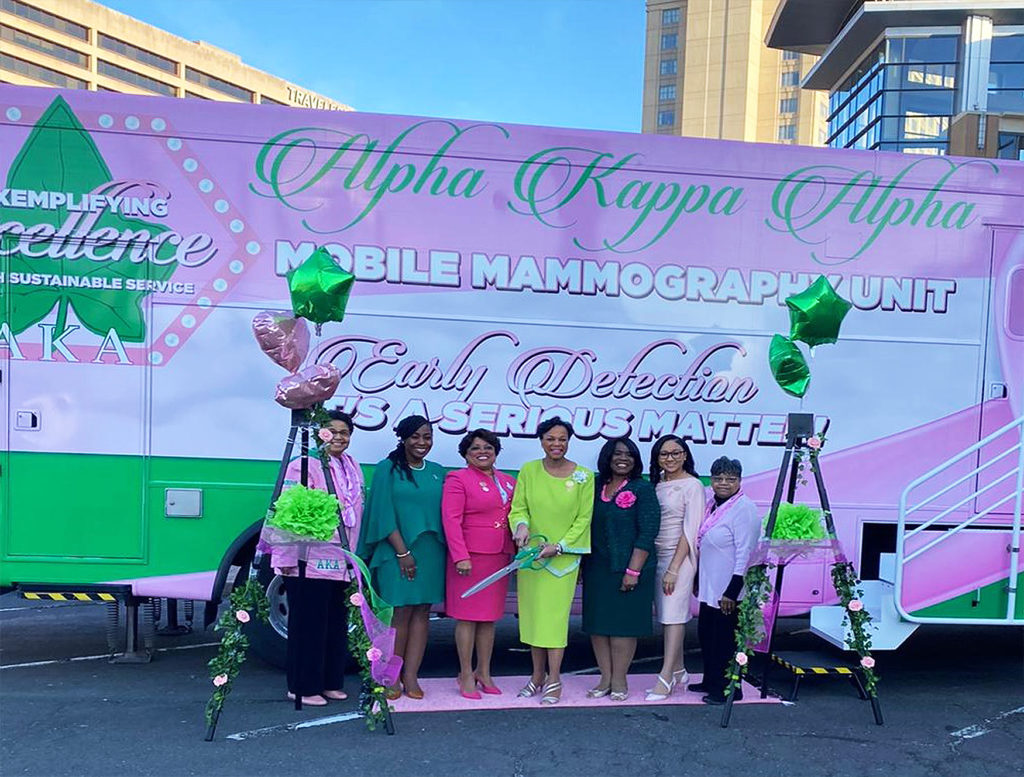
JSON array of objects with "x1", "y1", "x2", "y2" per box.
[
  {"x1": 596, "y1": 437, "x2": 644, "y2": 486},
  {"x1": 458, "y1": 428, "x2": 502, "y2": 457},
  {"x1": 387, "y1": 414, "x2": 431, "y2": 483}
]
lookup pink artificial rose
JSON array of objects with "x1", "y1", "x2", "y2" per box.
[
  {"x1": 235, "y1": 609, "x2": 250, "y2": 623},
  {"x1": 318, "y1": 427, "x2": 333, "y2": 443},
  {"x1": 860, "y1": 656, "x2": 876, "y2": 669},
  {"x1": 735, "y1": 652, "x2": 749, "y2": 667},
  {"x1": 615, "y1": 490, "x2": 637, "y2": 509},
  {"x1": 349, "y1": 592, "x2": 365, "y2": 607},
  {"x1": 847, "y1": 599, "x2": 863, "y2": 612},
  {"x1": 366, "y1": 647, "x2": 383, "y2": 662},
  {"x1": 213, "y1": 674, "x2": 228, "y2": 687},
  {"x1": 807, "y1": 437, "x2": 822, "y2": 450}
]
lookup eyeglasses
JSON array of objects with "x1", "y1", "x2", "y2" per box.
[
  {"x1": 711, "y1": 476, "x2": 740, "y2": 484},
  {"x1": 658, "y1": 451, "x2": 685, "y2": 459}
]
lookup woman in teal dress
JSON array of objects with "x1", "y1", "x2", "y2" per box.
[
  {"x1": 509, "y1": 417, "x2": 593, "y2": 705},
  {"x1": 358, "y1": 415, "x2": 445, "y2": 700},
  {"x1": 582, "y1": 437, "x2": 660, "y2": 701}
]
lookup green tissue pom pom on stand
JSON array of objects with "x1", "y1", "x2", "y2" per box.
[
  {"x1": 267, "y1": 484, "x2": 340, "y2": 541},
  {"x1": 766, "y1": 502, "x2": 826, "y2": 540}
]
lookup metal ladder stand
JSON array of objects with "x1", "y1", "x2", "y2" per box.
[{"x1": 721, "y1": 412, "x2": 883, "y2": 727}]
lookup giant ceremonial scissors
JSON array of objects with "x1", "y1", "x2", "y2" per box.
[{"x1": 461, "y1": 534, "x2": 549, "y2": 599}]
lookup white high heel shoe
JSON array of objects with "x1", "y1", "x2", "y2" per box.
[
  {"x1": 672, "y1": 668, "x2": 689, "y2": 687},
  {"x1": 645, "y1": 674, "x2": 676, "y2": 701}
]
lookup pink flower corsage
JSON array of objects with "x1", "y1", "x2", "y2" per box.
[{"x1": 614, "y1": 490, "x2": 637, "y2": 509}]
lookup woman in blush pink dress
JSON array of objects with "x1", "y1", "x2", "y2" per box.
[
  {"x1": 442, "y1": 429, "x2": 516, "y2": 700},
  {"x1": 645, "y1": 435, "x2": 704, "y2": 701}
]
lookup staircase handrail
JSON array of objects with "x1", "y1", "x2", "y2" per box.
[{"x1": 895, "y1": 413, "x2": 1024, "y2": 625}]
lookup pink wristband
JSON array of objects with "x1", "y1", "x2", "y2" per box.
[{"x1": 624, "y1": 568, "x2": 641, "y2": 578}]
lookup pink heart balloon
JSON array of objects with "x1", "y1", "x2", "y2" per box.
[
  {"x1": 252, "y1": 311, "x2": 310, "y2": 372},
  {"x1": 274, "y1": 364, "x2": 341, "y2": 409}
]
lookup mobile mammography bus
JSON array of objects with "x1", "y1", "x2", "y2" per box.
[{"x1": 2, "y1": 85, "x2": 1021, "y2": 658}]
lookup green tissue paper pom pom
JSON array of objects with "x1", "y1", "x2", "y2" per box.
[
  {"x1": 268, "y1": 484, "x2": 340, "y2": 541},
  {"x1": 766, "y1": 502, "x2": 825, "y2": 540}
]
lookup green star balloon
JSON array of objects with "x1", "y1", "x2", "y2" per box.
[
  {"x1": 768, "y1": 334, "x2": 811, "y2": 398},
  {"x1": 786, "y1": 275, "x2": 853, "y2": 348},
  {"x1": 287, "y1": 247, "x2": 354, "y2": 327}
]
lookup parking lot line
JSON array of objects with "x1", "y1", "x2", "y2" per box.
[
  {"x1": 0, "y1": 641, "x2": 220, "y2": 670},
  {"x1": 949, "y1": 705, "x2": 1024, "y2": 743}
]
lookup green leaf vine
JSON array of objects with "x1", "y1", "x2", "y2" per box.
[
  {"x1": 204, "y1": 579, "x2": 271, "y2": 726},
  {"x1": 726, "y1": 563, "x2": 774, "y2": 695},
  {"x1": 346, "y1": 589, "x2": 394, "y2": 731},
  {"x1": 830, "y1": 561, "x2": 879, "y2": 697}
]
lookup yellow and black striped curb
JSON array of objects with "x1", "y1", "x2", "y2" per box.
[
  {"x1": 22, "y1": 592, "x2": 117, "y2": 602},
  {"x1": 771, "y1": 654, "x2": 854, "y2": 675}
]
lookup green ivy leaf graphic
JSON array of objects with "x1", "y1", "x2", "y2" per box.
[{"x1": 0, "y1": 95, "x2": 176, "y2": 342}]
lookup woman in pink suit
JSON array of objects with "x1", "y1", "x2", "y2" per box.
[{"x1": 442, "y1": 429, "x2": 516, "y2": 699}]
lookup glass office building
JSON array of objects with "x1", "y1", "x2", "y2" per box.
[
  {"x1": 766, "y1": 1, "x2": 1024, "y2": 157},
  {"x1": 827, "y1": 30, "x2": 1024, "y2": 154}
]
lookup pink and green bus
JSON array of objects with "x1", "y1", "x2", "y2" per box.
[{"x1": 1, "y1": 85, "x2": 1021, "y2": 660}]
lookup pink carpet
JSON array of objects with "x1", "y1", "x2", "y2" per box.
[{"x1": 389, "y1": 673, "x2": 779, "y2": 713}]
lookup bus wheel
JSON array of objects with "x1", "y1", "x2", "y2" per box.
[{"x1": 246, "y1": 561, "x2": 288, "y2": 669}]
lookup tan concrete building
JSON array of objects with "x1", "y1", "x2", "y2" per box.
[
  {"x1": 642, "y1": 0, "x2": 828, "y2": 146},
  {"x1": 0, "y1": 0, "x2": 350, "y2": 109}
]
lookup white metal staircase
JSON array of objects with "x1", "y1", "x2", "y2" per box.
[{"x1": 811, "y1": 413, "x2": 1024, "y2": 650}]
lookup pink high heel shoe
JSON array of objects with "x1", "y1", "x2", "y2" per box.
[
  {"x1": 458, "y1": 680, "x2": 482, "y2": 700},
  {"x1": 475, "y1": 676, "x2": 502, "y2": 695}
]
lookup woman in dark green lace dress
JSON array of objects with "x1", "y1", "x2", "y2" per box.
[{"x1": 582, "y1": 437, "x2": 660, "y2": 701}]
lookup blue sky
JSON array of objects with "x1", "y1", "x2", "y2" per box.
[{"x1": 96, "y1": 0, "x2": 646, "y2": 132}]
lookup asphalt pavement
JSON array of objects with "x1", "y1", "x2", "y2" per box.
[{"x1": 1, "y1": 592, "x2": 1021, "y2": 777}]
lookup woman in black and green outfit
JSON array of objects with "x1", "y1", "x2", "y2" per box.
[{"x1": 582, "y1": 437, "x2": 661, "y2": 701}]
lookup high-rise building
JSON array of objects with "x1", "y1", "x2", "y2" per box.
[
  {"x1": 0, "y1": 0, "x2": 350, "y2": 110},
  {"x1": 641, "y1": 0, "x2": 829, "y2": 146},
  {"x1": 766, "y1": 0, "x2": 1024, "y2": 158}
]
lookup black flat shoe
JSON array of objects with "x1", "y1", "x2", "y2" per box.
[
  {"x1": 687, "y1": 682, "x2": 708, "y2": 693},
  {"x1": 701, "y1": 694, "x2": 726, "y2": 705}
]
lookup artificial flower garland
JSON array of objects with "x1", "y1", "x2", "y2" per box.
[
  {"x1": 346, "y1": 589, "x2": 394, "y2": 731},
  {"x1": 204, "y1": 578, "x2": 270, "y2": 729},
  {"x1": 726, "y1": 558, "x2": 880, "y2": 698},
  {"x1": 830, "y1": 561, "x2": 879, "y2": 696},
  {"x1": 725, "y1": 562, "x2": 774, "y2": 697}
]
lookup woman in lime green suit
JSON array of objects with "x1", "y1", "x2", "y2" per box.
[{"x1": 509, "y1": 417, "x2": 594, "y2": 705}]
